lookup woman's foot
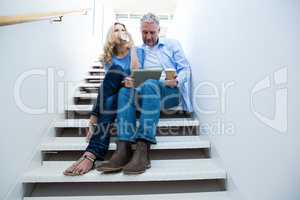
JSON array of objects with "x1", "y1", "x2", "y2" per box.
[{"x1": 63, "y1": 152, "x2": 96, "y2": 176}]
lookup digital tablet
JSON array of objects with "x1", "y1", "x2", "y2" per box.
[{"x1": 131, "y1": 68, "x2": 163, "y2": 87}]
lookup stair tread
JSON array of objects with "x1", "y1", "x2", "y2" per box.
[
  {"x1": 88, "y1": 69, "x2": 105, "y2": 73},
  {"x1": 85, "y1": 75, "x2": 105, "y2": 80},
  {"x1": 40, "y1": 136, "x2": 210, "y2": 151},
  {"x1": 54, "y1": 118, "x2": 200, "y2": 128},
  {"x1": 24, "y1": 191, "x2": 231, "y2": 200},
  {"x1": 65, "y1": 104, "x2": 184, "y2": 112},
  {"x1": 91, "y1": 61, "x2": 102, "y2": 65},
  {"x1": 65, "y1": 104, "x2": 93, "y2": 111},
  {"x1": 73, "y1": 93, "x2": 98, "y2": 98},
  {"x1": 23, "y1": 159, "x2": 226, "y2": 183},
  {"x1": 79, "y1": 83, "x2": 102, "y2": 88}
]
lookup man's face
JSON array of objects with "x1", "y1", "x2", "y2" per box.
[{"x1": 141, "y1": 22, "x2": 160, "y2": 47}]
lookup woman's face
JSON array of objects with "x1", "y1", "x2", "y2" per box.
[
  {"x1": 112, "y1": 23, "x2": 127, "y2": 44},
  {"x1": 113, "y1": 23, "x2": 126, "y2": 34}
]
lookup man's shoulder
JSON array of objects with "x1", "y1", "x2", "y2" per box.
[{"x1": 160, "y1": 38, "x2": 180, "y2": 46}]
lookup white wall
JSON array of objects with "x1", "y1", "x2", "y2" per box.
[
  {"x1": 0, "y1": 0, "x2": 114, "y2": 199},
  {"x1": 94, "y1": 0, "x2": 116, "y2": 53},
  {"x1": 168, "y1": 0, "x2": 300, "y2": 200}
]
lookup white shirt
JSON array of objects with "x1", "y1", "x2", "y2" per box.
[{"x1": 143, "y1": 45, "x2": 166, "y2": 80}]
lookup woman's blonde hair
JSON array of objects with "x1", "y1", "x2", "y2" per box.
[{"x1": 100, "y1": 22, "x2": 134, "y2": 65}]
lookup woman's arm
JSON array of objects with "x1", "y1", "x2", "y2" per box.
[{"x1": 130, "y1": 46, "x2": 140, "y2": 70}]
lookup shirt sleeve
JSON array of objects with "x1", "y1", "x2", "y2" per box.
[
  {"x1": 171, "y1": 40, "x2": 191, "y2": 85},
  {"x1": 135, "y1": 47, "x2": 144, "y2": 69}
]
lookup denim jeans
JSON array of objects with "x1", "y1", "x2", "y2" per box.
[
  {"x1": 86, "y1": 64, "x2": 128, "y2": 160},
  {"x1": 116, "y1": 79, "x2": 180, "y2": 144}
]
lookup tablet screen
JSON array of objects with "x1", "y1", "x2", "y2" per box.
[{"x1": 131, "y1": 69, "x2": 163, "y2": 87}]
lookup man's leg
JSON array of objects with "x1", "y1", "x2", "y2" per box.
[
  {"x1": 116, "y1": 87, "x2": 137, "y2": 142},
  {"x1": 135, "y1": 79, "x2": 162, "y2": 144},
  {"x1": 97, "y1": 87, "x2": 137, "y2": 172},
  {"x1": 123, "y1": 79, "x2": 180, "y2": 174},
  {"x1": 123, "y1": 79, "x2": 160, "y2": 174},
  {"x1": 134, "y1": 80, "x2": 180, "y2": 143},
  {"x1": 160, "y1": 81, "x2": 180, "y2": 111}
]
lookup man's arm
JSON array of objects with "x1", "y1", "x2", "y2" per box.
[{"x1": 171, "y1": 39, "x2": 191, "y2": 85}]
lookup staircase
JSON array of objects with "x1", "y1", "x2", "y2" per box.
[{"x1": 22, "y1": 63, "x2": 231, "y2": 200}]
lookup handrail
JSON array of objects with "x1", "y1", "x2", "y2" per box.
[{"x1": 0, "y1": 9, "x2": 88, "y2": 26}]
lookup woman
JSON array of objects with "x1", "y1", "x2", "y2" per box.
[{"x1": 63, "y1": 22, "x2": 141, "y2": 176}]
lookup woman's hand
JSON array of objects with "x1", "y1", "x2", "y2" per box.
[
  {"x1": 89, "y1": 115, "x2": 97, "y2": 125},
  {"x1": 124, "y1": 76, "x2": 134, "y2": 88}
]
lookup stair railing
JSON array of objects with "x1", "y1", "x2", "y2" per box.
[{"x1": 0, "y1": 9, "x2": 88, "y2": 26}]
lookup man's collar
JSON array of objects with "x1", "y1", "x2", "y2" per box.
[
  {"x1": 142, "y1": 38, "x2": 166, "y2": 48},
  {"x1": 157, "y1": 38, "x2": 166, "y2": 46}
]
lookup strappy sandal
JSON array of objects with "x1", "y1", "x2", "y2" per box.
[{"x1": 63, "y1": 154, "x2": 96, "y2": 176}]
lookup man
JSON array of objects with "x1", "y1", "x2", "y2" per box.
[{"x1": 98, "y1": 13, "x2": 193, "y2": 174}]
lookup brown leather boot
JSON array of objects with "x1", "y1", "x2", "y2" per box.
[
  {"x1": 123, "y1": 140, "x2": 151, "y2": 175},
  {"x1": 96, "y1": 141, "x2": 132, "y2": 173}
]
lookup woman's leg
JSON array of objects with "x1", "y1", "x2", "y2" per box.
[
  {"x1": 64, "y1": 65, "x2": 126, "y2": 176},
  {"x1": 86, "y1": 64, "x2": 127, "y2": 159}
]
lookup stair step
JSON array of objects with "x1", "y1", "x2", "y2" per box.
[
  {"x1": 78, "y1": 83, "x2": 102, "y2": 91},
  {"x1": 65, "y1": 105, "x2": 93, "y2": 112},
  {"x1": 40, "y1": 136, "x2": 210, "y2": 151},
  {"x1": 54, "y1": 118, "x2": 200, "y2": 128},
  {"x1": 85, "y1": 80, "x2": 103, "y2": 83},
  {"x1": 85, "y1": 75, "x2": 105, "y2": 80},
  {"x1": 88, "y1": 69, "x2": 105, "y2": 73},
  {"x1": 66, "y1": 104, "x2": 185, "y2": 113},
  {"x1": 65, "y1": 105, "x2": 192, "y2": 119},
  {"x1": 91, "y1": 63, "x2": 103, "y2": 69},
  {"x1": 22, "y1": 159, "x2": 226, "y2": 183},
  {"x1": 73, "y1": 93, "x2": 97, "y2": 99},
  {"x1": 24, "y1": 191, "x2": 231, "y2": 200},
  {"x1": 79, "y1": 83, "x2": 101, "y2": 87}
]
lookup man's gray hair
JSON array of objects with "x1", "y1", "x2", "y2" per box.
[{"x1": 140, "y1": 13, "x2": 160, "y2": 26}]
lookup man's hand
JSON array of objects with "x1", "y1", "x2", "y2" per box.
[
  {"x1": 165, "y1": 79, "x2": 178, "y2": 88},
  {"x1": 124, "y1": 76, "x2": 134, "y2": 88}
]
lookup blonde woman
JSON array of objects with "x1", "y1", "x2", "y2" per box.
[{"x1": 63, "y1": 22, "x2": 142, "y2": 176}]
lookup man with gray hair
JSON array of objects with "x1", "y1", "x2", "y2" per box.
[{"x1": 98, "y1": 13, "x2": 193, "y2": 174}]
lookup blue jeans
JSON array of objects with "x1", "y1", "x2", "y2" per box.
[
  {"x1": 86, "y1": 64, "x2": 128, "y2": 160},
  {"x1": 116, "y1": 79, "x2": 180, "y2": 144}
]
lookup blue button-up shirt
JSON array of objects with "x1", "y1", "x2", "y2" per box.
[{"x1": 137, "y1": 38, "x2": 193, "y2": 112}]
